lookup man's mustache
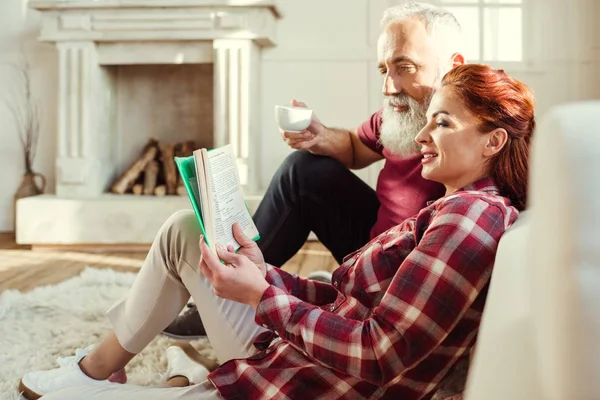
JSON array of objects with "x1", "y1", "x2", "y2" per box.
[{"x1": 386, "y1": 94, "x2": 412, "y2": 108}]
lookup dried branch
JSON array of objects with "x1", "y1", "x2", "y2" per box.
[{"x1": 4, "y1": 52, "x2": 41, "y2": 174}]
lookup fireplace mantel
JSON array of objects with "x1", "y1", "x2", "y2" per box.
[
  {"x1": 30, "y1": 0, "x2": 280, "y2": 47},
  {"x1": 17, "y1": 0, "x2": 281, "y2": 246},
  {"x1": 30, "y1": 0, "x2": 280, "y2": 9}
]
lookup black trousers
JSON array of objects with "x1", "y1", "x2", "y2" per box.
[{"x1": 253, "y1": 151, "x2": 380, "y2": 267}]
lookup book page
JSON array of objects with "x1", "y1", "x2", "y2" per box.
[{"x1": 205, "y1": 145, "x2": 259, "y2": 250}]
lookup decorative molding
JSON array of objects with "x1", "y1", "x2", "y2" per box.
[
  {"x1": 90, "y1": 11, "x2": 246, "y2": 32},
  {"x1": 55, "y1": 42, "x2": 113, "y2": 196},
  {"x1": 60, "y1": 14, "x2": 91, "y2": 30},
  {"x1": 56, "y1": 158, "x2": 89, "y2": 184},
  {"x1": 30, "y1": 4, "x2": 279, "y2": 46},
  {"x1": 92, "y1": 13, "x2": 215, "y2": 32},
  {"x1": 57, "y1": 42, "x2": 94, "y2": 160},
  {"x1": 29, "y1": 0, "x2": 279, "y2": 15},
  {"x1": 97, "y1": 41, "x2": 214, "y2": 65},
  {"x1": 215, "y1": 11, "x2": 246, "y2": 29},
  {"x1": 213, "y1": 39, "x2": 261, "y2": 193}
]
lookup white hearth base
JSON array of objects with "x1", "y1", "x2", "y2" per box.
[{"x1": 16, "y1": 194, "x2": 262, "y2": 245}]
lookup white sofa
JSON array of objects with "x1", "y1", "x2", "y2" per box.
[{"x1": 464, "y1": 101, "x2": 600, "y2": 400}]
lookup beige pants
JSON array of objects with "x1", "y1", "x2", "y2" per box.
[{"x1": 44, "y1": 210, "x2": 268, "y2": 400}]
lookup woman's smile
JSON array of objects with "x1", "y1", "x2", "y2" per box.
[{"x1": 421, "y1": 152, "x2": 438, "y2": 164}]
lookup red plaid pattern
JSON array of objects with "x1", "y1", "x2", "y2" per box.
[{"x1": 209, "y1": 178, "x2": 518, "y2": 400}]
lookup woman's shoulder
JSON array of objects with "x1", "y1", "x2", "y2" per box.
[
  {"x1": 444, "y1": 189, "x2": 513, "y2": 208},
  {"x1": 426, "y1": 189, "x2": 519, "y2": 230}
]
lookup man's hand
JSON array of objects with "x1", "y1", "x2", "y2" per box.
[
  {"x1": 280, "y1": 99, "x2": 361, "y2": 167},
  {"x1": 281, "y1": 100, "x2": 325, "y2": 151},
  {"x1": 199, "y1": 237, "x2": 270, "y2": 309}
]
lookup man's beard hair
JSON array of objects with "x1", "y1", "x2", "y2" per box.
[{"x1": 379, "y1": 92, "x2": 431, "y2": 157}]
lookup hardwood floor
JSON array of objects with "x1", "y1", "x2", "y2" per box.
[{"x1": 0, "y1": 232, "x2": 338, "y2": 292}]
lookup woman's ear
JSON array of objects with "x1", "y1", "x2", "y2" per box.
[
  {"x1": 451, "y1": 53, "x2": 465, "y2": 68},
  {"x1": 483, "y1": 128, "x2": 508, "y2": 157}
]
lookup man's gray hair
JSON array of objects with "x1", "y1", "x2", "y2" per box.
[{"x1": 381, "y1": 2, "x2": 464, "y2": 60}]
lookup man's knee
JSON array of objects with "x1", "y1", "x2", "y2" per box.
[
  {"x1": 276, "y1": 150, "x2": 347, "y2": 187},
  {"x1": 281, "y1": 150, "x2": 315, "y2": 170}
]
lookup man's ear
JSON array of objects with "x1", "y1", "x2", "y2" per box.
[
  {"x1": 483, "y1": 128, "x2": 508, "y2": 157},
  {"x1": 451, "y1": 53, "x2": 465, "y2": 68}
]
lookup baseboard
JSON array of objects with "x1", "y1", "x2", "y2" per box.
[{"x1": 31, "y1": 243, "x2": 151, "y2": 253}]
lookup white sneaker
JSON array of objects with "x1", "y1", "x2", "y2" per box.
[
  {"x1": 165, "y1": 342, "x2": 216, "y2": 387},
  {"x1": 19, "y1": 345, "x2": 114, "y2": 400}
]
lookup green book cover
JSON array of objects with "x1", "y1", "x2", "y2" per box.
[
  {"x1": 174, "y1": 151, "x2": 260, "y2": 250},
  {"x1": 174, "y1": 155, "x2": 209, "y2": 240}
]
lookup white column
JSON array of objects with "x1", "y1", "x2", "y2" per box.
[
  {"x1": 55, "y1": 42, "x2": 114, "y2": 197},
  {"x1": 213, "y1": 39, "x2": 261, "y2": 194}
]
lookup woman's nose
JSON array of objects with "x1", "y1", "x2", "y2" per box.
[{"x1": 415, "y1": 125, "x2": 430, "y2": 144}]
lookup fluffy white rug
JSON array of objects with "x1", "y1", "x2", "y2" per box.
[{"x1": 0, "y1": 267, "x2": 216, "y2": 400}]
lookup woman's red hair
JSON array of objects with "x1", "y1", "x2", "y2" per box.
[{"x1": 441, "y1": 64, "x2": 535, "y2": 210}]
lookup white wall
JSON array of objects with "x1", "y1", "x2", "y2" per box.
[
  {"x1": 0, "y1": 2, "x2": 56, "y2": 231},
  {"x1": 0, "y1": 0, "x2": 599, "y2": 231}
]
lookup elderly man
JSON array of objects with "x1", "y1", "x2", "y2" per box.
[{"x1": 164, "y1": 2, "x2": 466, "y2": 339}]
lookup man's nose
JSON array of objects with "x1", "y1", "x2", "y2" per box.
[{"x1": 382, "y1": 74, "x2": 401, "y2": 96}]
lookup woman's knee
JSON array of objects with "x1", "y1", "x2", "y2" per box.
[
  {"x1": 156, "y1": 210, "x2": 202, "y2": 248},
  {"x1": 162, "y1": 210, "x2": 198, "y2": 233}
]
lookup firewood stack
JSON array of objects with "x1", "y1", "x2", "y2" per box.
[{"x1": 110, "y1": 138, "x2": 196, "y2": 196}]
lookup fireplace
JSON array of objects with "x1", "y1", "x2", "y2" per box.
[
  {"x1": 109, "y1": 63, "x2": 215, "y2": 179},
  {"x1": 17, "y1": 0, "x2": 280, "y2": 246}
]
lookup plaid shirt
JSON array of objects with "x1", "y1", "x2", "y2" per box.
[{"x1": 209, "y1": 178, "x2": 519, "y2": 400}]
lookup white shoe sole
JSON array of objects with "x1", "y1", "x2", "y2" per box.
[
  {"x1": 19, "y1": 379, "x2": 42, "y2": 400},
  {"x1": 161, "y1": 331, "x2": 207, "y2": 340},
  {"x1": 165, "y1": 341, "x2": 219, "y2": 387}
]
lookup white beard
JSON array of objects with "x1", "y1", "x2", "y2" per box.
[{"x1": 379, "y1": 93, "x2": 430, "y2": 157}]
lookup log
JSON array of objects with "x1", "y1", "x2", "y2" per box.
[
  {"x1": 143, "y1": 160, "x2": 159, "y2": 195},
  {"x1": 132, "y1": 184, "x2": 143, "y2": 195},
  {"x1": 154, "y1": 185, "x2": 167, "y2": 196},
  {"x1": 111, "y1": 139, "x2": 159, "y2": 194},
  {"x1": 161, "y1": 144, "x2": 177, "y2": 195},
  {"x1": 177, "y1": 140, "x2": 196, "y2": 158},
  {"x1": 174, "y1": 140, "x2": 196, "y2": 190}
]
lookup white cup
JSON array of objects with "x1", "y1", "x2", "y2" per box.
[{"x1": 274, "y1": 105, "x2": 314, "y2": 133}]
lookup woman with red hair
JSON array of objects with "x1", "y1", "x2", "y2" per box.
[{"x1": 21, "y1": 64, "x2": 535, "y2": 400}]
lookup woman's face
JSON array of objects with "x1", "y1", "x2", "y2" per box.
[{"x1": 415, "y1": 86, "x2": 506, "y2": 194}]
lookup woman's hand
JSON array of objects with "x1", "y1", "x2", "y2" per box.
[
  {"x1": 199, "y1": 236, "x2": 270, "y2": 309},
  {"x1": 226, "y1": 222, "x2": 267, "y2": 278}
]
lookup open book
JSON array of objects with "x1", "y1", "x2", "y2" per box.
[{"x1": 174, "y1": 144, "x2": 260, "y2": 251}]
